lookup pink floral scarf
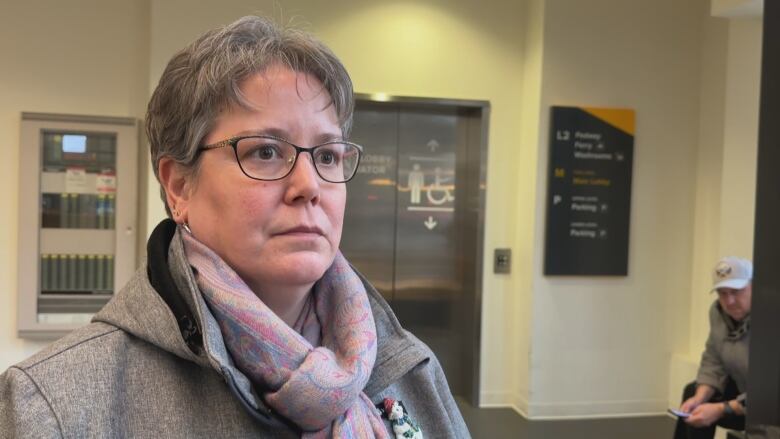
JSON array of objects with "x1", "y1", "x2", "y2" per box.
[{"x1": 182, "y1": 231, "x2": 388, "y2": 438}]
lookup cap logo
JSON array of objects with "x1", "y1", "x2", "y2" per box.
[{"x1": 715, "y1": 262, "x2": 732, "y2": 279}]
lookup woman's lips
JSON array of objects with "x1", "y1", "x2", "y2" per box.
[{"x1": 275, "y1": 225, "x2": 324, "y2": 236}]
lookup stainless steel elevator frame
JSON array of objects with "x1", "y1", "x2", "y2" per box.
[{"x1": 348, "y1": 93, "x2": 489, "y2": 406}]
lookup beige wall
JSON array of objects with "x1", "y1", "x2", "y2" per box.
[
  {"x1": 670, "y1": 9, "x2": 730, "y2": 409},
  {"x1": 0, "y1": 0, "x2": 150, "y2": 372},
  {"x1": 712, "y1": 0, "x2": 763, "y2": 17},
  {"x1": 506, "y1": 0, "x2": 546, "y2": 412},
  {"x1": 525, "y1": 0, "x2": 709, "y2": 417},
  {"x1": 0, "y1": 0, "x2": 763, "y2": 420},
  {"x1": 670, "y1": 16, "x2": 763, "y2": 409},
  {"x1": 718, "y1": 19, "x2": 761, "y2": 259}
]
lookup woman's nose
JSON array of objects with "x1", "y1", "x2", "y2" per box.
[{"x1": 283, "y1": 153, "x2": 321, "y2": 204}]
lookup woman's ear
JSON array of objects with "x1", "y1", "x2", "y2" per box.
[{"x1": 158, "y1": 157, "x2": 192, "y2": 223}]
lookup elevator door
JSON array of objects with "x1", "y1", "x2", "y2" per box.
[{"x1": 341, "y1": 99, "x2": 486, "y2": 403}]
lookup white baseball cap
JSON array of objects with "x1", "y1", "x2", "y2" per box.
[{"x1": 711, "y1": 256, "x2": 752, "y2": 291}]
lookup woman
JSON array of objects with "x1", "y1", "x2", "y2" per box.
[
  {"x1": 673, "y1": 256, "x2": 751, "y2": 439},
  {"x1": 0, "y1": 16, "x2": 469, "y2": 438}
]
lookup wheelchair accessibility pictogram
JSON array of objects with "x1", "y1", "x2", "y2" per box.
[{"x1": 426, "y1": 167, "x2": 455, "y2": 206}]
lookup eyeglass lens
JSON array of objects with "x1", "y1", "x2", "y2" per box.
[{"x1": 235, "y1": 137, "x2": 360, "y2": 182}]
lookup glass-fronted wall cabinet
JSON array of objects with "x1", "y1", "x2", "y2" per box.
[{"x1": 18, "y1": 113, "x2": 139, "y2": 339}]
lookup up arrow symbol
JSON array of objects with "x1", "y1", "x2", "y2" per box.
[{"x1": 424, "y1": 216, "x2": 438, "y2": 230}]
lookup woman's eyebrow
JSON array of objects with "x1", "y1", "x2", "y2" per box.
[
  {"x1": 231, "y1": 128, "x2": 344, "y2": 143},
  {"x1": 314, "y1": 133, "x2": 345, "y2": 143},
  {"x1": 231, "y1": 128, "x2": 288, "y2": 138}
]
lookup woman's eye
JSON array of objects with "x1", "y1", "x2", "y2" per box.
[
  {"x1": 257, "y1": 145, "x2": 276, "y2": 159},
  {"x1": 247, "y1": 144, "x2": 280, "y2": 161},
  {"x1": 316, "y1": 148, "x2": 340, "y2": 166}
]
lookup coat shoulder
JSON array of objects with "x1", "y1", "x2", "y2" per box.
[{"x1": 13, "y1": 322, "x2": 121, "y2": 372}]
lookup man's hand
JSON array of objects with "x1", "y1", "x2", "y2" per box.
[
  {"x1": 680, "y1": 396, "x2": 702, "y2": 414},
  {"x1": 685, "y1": 402, "x2": 725, "y2": 427}
]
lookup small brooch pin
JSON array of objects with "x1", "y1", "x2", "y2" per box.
[{"x1": 377, "y1": 398, "x2": 424, "y2": 439}]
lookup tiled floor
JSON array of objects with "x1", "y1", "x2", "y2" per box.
[{"x1": 456, "y1": 399, "x2": 676, "y2": 438}]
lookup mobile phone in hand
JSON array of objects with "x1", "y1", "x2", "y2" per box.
[{"x1": 668, "y1": 408, "x2": 691, "y2": 418}]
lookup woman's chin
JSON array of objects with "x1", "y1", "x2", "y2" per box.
[{"x1": 264, "y1": 251, "x2": 336, "y2": 285}]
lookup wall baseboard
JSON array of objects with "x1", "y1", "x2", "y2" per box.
[
  {"x1": 479, "y1": 391, "x2": 527, "y2": 417},
  {"x1": 479, "y1": 391, "x2": 512, "y2": 407},
  {"x1": 525, "y1": 398, "x2": 668, "y2": 420},
  {"x1": 479, "y1": 392, "x2": 667, "y2": 420}
]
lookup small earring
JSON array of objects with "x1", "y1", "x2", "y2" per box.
[{"x1": 182, "y1": 223, "x2": 192, "y2": 234}]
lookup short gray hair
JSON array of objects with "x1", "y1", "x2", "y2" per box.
[{"x1": 146, "y1": 15, "x2": 354, "y2": 215}]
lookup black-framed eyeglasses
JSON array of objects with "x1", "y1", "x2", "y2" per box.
[{"x1": 198, "y1": 135, "x2": 363, "y2": 183}]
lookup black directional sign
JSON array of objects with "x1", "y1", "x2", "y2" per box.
[{"x1": 544, "y1": 106, "x2": 635, "y2": 276}]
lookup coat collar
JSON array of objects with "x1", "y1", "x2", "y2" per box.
[
  {"x1": 714, "y1": 301, "x2": 750, "y2": 341},
  {"x1": 94, "y1": 219, "x2": 428, "y2": 404}
]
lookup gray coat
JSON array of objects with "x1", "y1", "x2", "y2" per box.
[
  {"x1": 0, "y1": 221, "x2": 470, "y2": 438},
  {"x1": 696, "y1": 301, "x2": 749, "y2": 407}
]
